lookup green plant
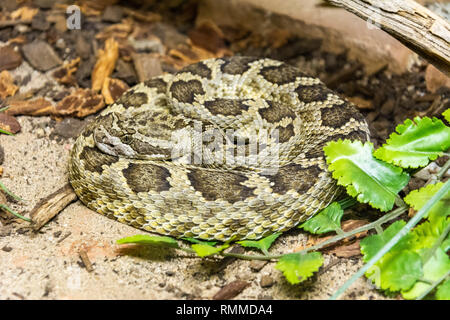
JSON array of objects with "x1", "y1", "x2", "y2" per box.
[{"x1": 117, "y1": 110, "x2": 449, "y2": 299}]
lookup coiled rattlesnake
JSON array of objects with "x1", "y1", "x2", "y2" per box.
[{"x1": 68, "y1": 56, "x2": 370, "y2": 241}]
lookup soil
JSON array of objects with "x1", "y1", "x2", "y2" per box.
[{"x1": 0, "y1": 0, "x2": 448, "y2": 300}]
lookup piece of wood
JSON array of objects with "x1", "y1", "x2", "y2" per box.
[
  {"x1": 30, "y1": 184, "x2": 78, "y2": 231},
  {"x1": 326, "y1": 0, "x2": 450, "y2": 76},
  {"x1": 79, "y1": 250, "x2": 94, "y2": 272}
]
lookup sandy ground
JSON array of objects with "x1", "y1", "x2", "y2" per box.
[{"x1": 0, "y1": 113, "x2": 388, "y2": 300}]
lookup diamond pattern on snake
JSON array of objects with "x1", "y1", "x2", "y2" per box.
[{"x1": 68, "y1": 56, "x2": 370, "y2": 241}]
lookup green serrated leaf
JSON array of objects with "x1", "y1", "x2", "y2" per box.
[
  {"x1": 360, "y1": 220, "x2": 414, "y2": 262},
  {"x1": 409, "y1": 217, "x2": 450, "y2": 252},
  {"x1": 275, "y1": 252, "x2": 323, "y2": 285},
  {"x1": 443, "y1": 109, "x2": 450, "y2": 123},
  {"x1": 404, "y1": 182, "x2": 450, "y2": 221},
  {"x1": 366, "y1": 250, "x2": 423, "y2": 292},
  {"x1": 401, "y1": 248, "x2": 450, "y2": 299},
  {"x1": 436, "y1": 278, "x2": 450, "y2": 300},
  {"x1": 324, "y1": 140, "x2": 410, "y2": 211},
  {"x1": 237, "y1": 232, "x2": 281, "y2": 254},
  {"x1": 191, "y1": 243, "x2": 229, "y2": 257},
  {"x1": 441, "y1": 236, "x2": 450, "y2": 252},
  {"x1": 373, "y1": 117, "x2": 450, "y2": 168},
  {"x1": 300, "y1": 202, "x2": 343, "y2": 234},
  {"x1": 116, "y1": 234, "x2": 179, "y2": 248}
]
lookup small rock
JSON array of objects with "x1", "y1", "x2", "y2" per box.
[
  {"x1": 132, "y1": 53, "x2": 163, "y2": 82},
  {"x1": 76, "y1": 57, "x2": 95, "y2": 88},
  {"x1": 0, "y1": 46, "x2": 22, "y2": 71},
  {"x1": 249, "y1": 260, "x2": 268, "y2": 272},
  {"x1": 151, "y1": 23, "x2": 188, "y2": 50},
  {"x1": 165, "y1": 271, "x2": 175, "y2": 276},
  {"x1": 1, "y1": 245, "x2": 12, "y2": 252},
  {"x1": 52, "y1": 118, "x2": 86, "y2": 139},
  {"x1": 53, "y1": 230, "x2": 62, "y2": 238},
  {"x1": 212, "y1": 280, "x2": 250, "y2": 300},
  {"x1": 413, "y1": 162, "x2": 440, "y2": 181},
  {"x1": 425, "y1": 64, "x2": 450, "y2": 93},
  {"x1": 15, "y1": 24, "x2": 30, "y2": 34},
  {"x1": 102, "y1": 5, "x2": 124, "y2": 23},
  {"x1": 55, "y1": 38, "x2": 66, "y2": 49},
  {"x1": 33, "y1": 0, "x2": 54, "y2": 9},
  {"x1": 22, "y1": 40, "x2": 63, "y2": 71},
  {"x1": 129, "y1": 37, "x2": 165, "y2": 54},
  {"x1": 380, "y1": 99, "x2": 395, "y2": 116},
  {"x1": 0, "y1": 113, "x2": 21, "y2": 134},
  {"x1": 114, "y1": 59, "x2": 137, "y2": 85},
  {"x1": 407, "y1": 177, "x2": 424, "y2": 192},
  {"x1": 427, "y1": 162, "x2": 440, "y2": 174},
  {"x1": 1, "y1": 0, "x2": 18, "y2": 12},
  {"x1": 75, "y1": 34, "x2": 92, "y2": 60},
  {"x1": 31, "y1": 11, "x2": 50, "y2": 31},
  {"x1": 35, "y1": 127, "x2": 46, "y2": 138},
  {"x1": 260, "y1": 275, "x2": 274, "y2": 288}
]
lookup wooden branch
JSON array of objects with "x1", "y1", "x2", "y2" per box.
[
  {"x1": 30, "y1": 184, "x2": 78, "y2": 231},
  {"x1": 326, "y1": 0, "x2": 450, "y2": 76}
]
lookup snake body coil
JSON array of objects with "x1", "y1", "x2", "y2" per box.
[{"x1": 68, "y1": 56, "x2": 370, "y2": 241}]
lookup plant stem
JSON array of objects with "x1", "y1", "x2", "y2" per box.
[
  {"x1": 422, "y1": 223, "x2": 450, "y2": 265},
  {"x1": 175, "y1": 204, "x2": 409, "y2": 261},
  {"x1": 416, "y1": 271, "x2": 450, "y2": 300},
  {"x1": 434, "y1": 158, "x2": 450, "y2": 182},
  {"x1": 297, "y1": 205, "x2": 408, "y2": 255},
  {"x1": 0, "y1": 128, "x2": 13, "y2": 135},
  {"x1": 329, "y1": 180, "x2": 450, "y2": 300},
  {"x1": 0, "y1": 204, "x2": 31, "y2": 222},
  {"x1": 0, "y1": 181, "x2": 23, "y2": 202},
  {"x1": 177, "y1": 245, "x2": 283, "y2": 261}
]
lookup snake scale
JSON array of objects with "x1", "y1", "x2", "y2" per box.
[{"x1": 68, "y1": 56, "x2": 370, "y2": 241}]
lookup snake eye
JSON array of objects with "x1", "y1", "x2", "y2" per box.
[{"x1": 121, "y1": 135, "x2": 133, "y2": 144}]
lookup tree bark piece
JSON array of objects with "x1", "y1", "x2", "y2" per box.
[
  {"x1": 30, "y1": 184, "x2": 78, "y2": 231},
  {"x1": 326, "y1": 0, "x2": 450, "y2": 76}
]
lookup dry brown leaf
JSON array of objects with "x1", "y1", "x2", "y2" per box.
[
  {"x1": 10, "y1": 6, "x2": 38, "y2": 21},
  {"x1": 0, "y1": 71, "x2": 18, "y2": 99},
  {"x1": 347, "y1": 96, "x2": 374, "y2": 110},
  {"x1": 266, "y1": 29, "x2": 291, "y2": 49},
  {"x1": 295, "y1": 219, "x2": 370, "y2": 253},
  {"x1": 5, "y1": 98, "x2": 54, "y2": 116},
  {"x1": 7, "y1": 36, "x2": 27, "y2": 45},
  {"x1": 52, "y1": 57, "x2": 80, "y2": 85},
  {"x1": 328, "y1": 240, "x2": 362, "y2": 258},
  {"x1": 79, "y1": 0, "x2": 119, "y2": 12},
  {"x1": 168, "y1": 43, "x2": 222, "y2": 69},
  {"x1": 102, "y1": 77, "x2": 129, "y2": 104},
  {"x1": 55, "y1": 88, "x2": 105, "y2": 117},
  {"x1": 122, "y1": 7, "x2": 162, "y2": 23},
  {"x1": 188, "y1": 20, "x2": 227, "y2": 54},
  {"x1": 95, "y1": 21, "x2": 134, "y2": 40},
  {"x1": 91, "y1": 38, "x2": 119, "y2": 92}
]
